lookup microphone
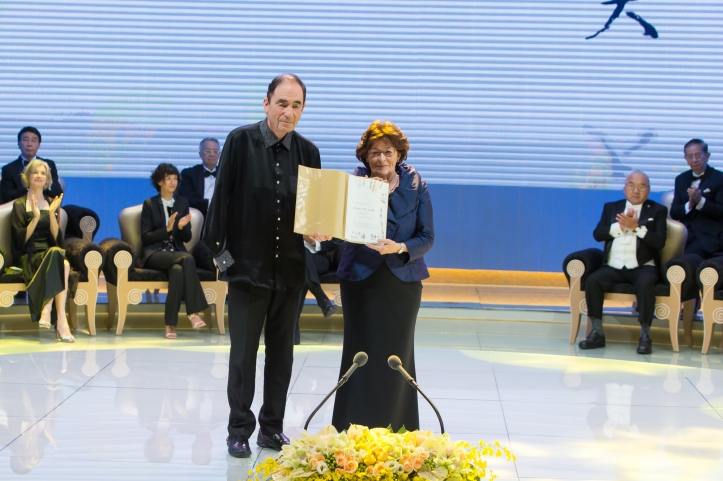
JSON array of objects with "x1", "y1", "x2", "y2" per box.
[
  {"x1": 388, "y1": 355, "x2": 445, "y2": 433},
  {"x1": 303, "y1": 351, "x2": 367, "y2": 431}
]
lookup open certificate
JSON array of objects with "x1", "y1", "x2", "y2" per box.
[{"x1": 294, "y1": 166, "x2": 388, "y2": 243}]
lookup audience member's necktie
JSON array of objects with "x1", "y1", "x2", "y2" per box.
[
  {"x1": 204, "y1": 170, "x2": 216, "y2": 178},
  {"x1": 22, "y1": 160, "x2": 29, "y2": 167}
]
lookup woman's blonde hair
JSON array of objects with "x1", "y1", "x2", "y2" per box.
[
  {"x1": 355, "y1": 120, "x2": 410, "y2": 169},
  {"x1": 21, "y1": 159, "x2": 53, "y2": 190}
]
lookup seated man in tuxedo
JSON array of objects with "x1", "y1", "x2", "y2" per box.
[
  {"x1": 178, "y1": 137, "x2": 219, "y2": 219},
  {"x1": 1, "y1": 126, "x2": 62, "y2": 203},
  {"x1": 580, "y1": 170, "x2": 667, "y2": 355},
  {"x1": 294, "y1": 237, "x2": 340, "y2": 344},
  {"x1": 0, "y1": 126, "x2": 99, "y2": 240},
  {"x1": 670, "y1": 139, "x2": 723, "y2": 259}
]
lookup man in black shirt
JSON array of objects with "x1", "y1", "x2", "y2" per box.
[{"x1": 204, "y1": 74, "x2": 327, "y2": 458}]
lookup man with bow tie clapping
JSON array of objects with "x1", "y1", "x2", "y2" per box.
[
  {"x1": 670, "y1": 139, "x2": 723, "y2": 259},
  {"x1": 579, "y1": 171, "x2": 667, "y2": 355},
  {"x1": 178, "y1": 137, "x2": 220, "y2": 220}
]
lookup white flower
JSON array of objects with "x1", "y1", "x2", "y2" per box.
[{"x1": 316, "y1": 462, "x2": 329, "y2": 475}]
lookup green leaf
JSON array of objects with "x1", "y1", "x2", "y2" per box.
[{"x1": 397, "y1": 425, "x2": 408, "y2": 434}]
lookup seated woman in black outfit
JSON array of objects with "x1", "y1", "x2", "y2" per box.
[
  {"x1": 141, "y1": 163, "x2": 209, "y2": 339},
  {"x1": 10, "y1": 159, "x2": 74, "y2": 342},
  {"x1": 332, "y1": 120, "x2": 434, "y2": 432}
]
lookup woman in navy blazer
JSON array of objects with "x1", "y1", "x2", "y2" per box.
[
  {"x1": 141, "y1": 163, "x2": 209, "y2": 339},
  {"x1": 332, "y1": 120, "x2": 434, "y2": 432}
]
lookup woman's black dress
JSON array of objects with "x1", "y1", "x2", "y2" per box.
[
  {"x1": 11, "y1": 197, "x2": 66, "y2": 322},
  {"x1": 331, "y1": 262, "x2": 423, "y2": 431}
]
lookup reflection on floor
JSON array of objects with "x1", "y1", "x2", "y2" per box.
[{"x1": 1, "y1": 311, "x2": 723, "y2": 481}]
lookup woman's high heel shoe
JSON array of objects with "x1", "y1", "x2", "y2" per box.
[
  {"x1": 38, "y1": 320, "x2": 51, "y2": 329},
  {"x1": 55, "y1": 330, "x2": 75, "y2": 343}
]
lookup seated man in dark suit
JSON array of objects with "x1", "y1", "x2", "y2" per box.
[
  {"x1": 294, "y1": 237, "x2": 340, "y2": 344},
  {"x1": 670, "y1": 138, "x2": 723, "y2": 259},
  {"x1": 0, "y1": 126, "x2": 100, "y2": 241},
  {"x1": 580, "y1": 171, "x2": 667, "y2": 355},
  {"x1": 178, "y1": 137, "x2": 219, "y2": 219},
  {"x1": 1, "y1": 127, "x2": 62, "y2": 203}
]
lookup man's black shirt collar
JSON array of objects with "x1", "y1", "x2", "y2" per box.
[{"x1": 260, "y1": 119, "x2": 292, "y2": 150}]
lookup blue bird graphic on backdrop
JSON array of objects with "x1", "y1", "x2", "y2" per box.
[{"x1": 586, "y1": 0, "x2": 659, "y2": 39}]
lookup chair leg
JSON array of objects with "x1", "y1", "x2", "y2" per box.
[
  {"x1": 668, "y1": 314, "x2": 680, "y2": 353},
  {"x1": 86, "y1": 301, "x2": 97, "y2": 336},
  {"x1": 116, "y1": 298, "x2": 128, "y2": 336},
  {"x1": 68, "y1": 299, "x2": 78, "y2": 330},
  {"x1": 569, "y1": 307, "x2": 582, "y2": 344},
  {"x1": 107, "y1": 285, "x2": 118, "y2": 330},
  {"x1": 702, "y1": 318, "x2": 715, "y2": 355},
  {"x1": 682, "y1": 299, "x2": 695, "y2": 348},
  {"x1": 203, "y1": 307, "x2": 213, "y2": 329},
  {"x1": 215, "y1": 300, "x2": 225, "y2": 334}
]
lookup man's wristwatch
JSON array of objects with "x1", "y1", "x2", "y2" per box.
[{"x1": 397, "y1": 243, "x2": 406, "y2": 255}]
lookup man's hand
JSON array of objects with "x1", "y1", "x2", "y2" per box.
[
  {"x1": 616, "y1": 208, "x2": 639, "y2": 231},
  {"x1": 308, "y1": 233, "x2": 332, "y2": 242},
  {"x1": 166, "y1": 212, "x2": 178, "y2": 232},
  {"x1": 177, "y1": 213, "x2": 191, "y2": 230},
  {"x1": 688, "y1": 186, "x2": 703, "y2": 206}
]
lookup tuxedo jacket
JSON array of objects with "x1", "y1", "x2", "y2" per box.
[
  {"x1": 178, "y1": 164, "x2": 211, "y2": 218},
  {"x1": 1, "y1": 156, "x2": 63, "y2": 204},
  {"x1": 593, "y1": 199, "x2": 667, "y2": 268},
  {"x1": 139, "y1": 195, "x2": 193, "y2": 268},
  {"x1": 670, "y1": 165, "x2": 723, "y2": 253}
]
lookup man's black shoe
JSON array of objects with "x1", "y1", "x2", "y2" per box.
[
  {"x1": 636, "y1": 333, "x2": 652, "y2": 355},
  {"x1": 321, "y1": 299, "x2": 338, "y2": 318},
  {"x1": 227, "y1": 435, "x2": 251, "y2": 458},
  {"x1": 579, "y1": 330, "x2": 606, "y2": 350},
  {"x1": 257, "y1": 431, "x2": 290, "y2": 451}
]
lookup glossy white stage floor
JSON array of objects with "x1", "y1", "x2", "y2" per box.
[{"x1": 1, "y1": 321, "x2": 723, "y2": 481}]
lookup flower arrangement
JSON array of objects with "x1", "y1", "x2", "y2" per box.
[{"x1": 251, "y1": 425, "x2": 516, "y2": 481}]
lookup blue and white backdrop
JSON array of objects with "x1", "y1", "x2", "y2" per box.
[{"x1": 1, "y1": 1, "x2": 721, "y2": 271}]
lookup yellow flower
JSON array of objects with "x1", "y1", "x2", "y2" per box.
[{"x1": 364, "y1": 453, "x2": 376, "y2": 465}]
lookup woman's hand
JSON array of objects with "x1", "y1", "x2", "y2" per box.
[
  {"x1": 177, "y1": 213, "x2": 191, "y2": 230},
  {"x1": 48, "y1": 193, "x2": 63, "y2": 215},
  {"x1": 166, "y1": 212, "x2": 178, "y2": 232},
  {"x1": 365, "y1": 238, "x2": 404, "y2": 255},
  {"x1": 30, "y1": 195, "x2": 41, "y2": 220}
]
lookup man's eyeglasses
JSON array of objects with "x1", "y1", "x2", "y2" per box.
[
  {"x1": 369, "y1": 149, "x2": 396, "y2": 160},
  {"x1": 203, "y1": 149, "x2": 219, "y2": 155},
  {"x1": 685, "y1": 153, "x2": 706, "y2": 161}
]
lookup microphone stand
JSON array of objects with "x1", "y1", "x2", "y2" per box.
[
  {"x1": 389, "y1": 356, "x2": 445, "y2": 434},
  {"x1": 303, "y1": 353, "x2": 366, "y2": 431}
]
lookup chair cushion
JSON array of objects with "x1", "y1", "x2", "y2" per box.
[
  {"x1": 197, "y1": 268, "x2": 217, "y2": 282},
  {"x1": 319, "y1": 272, "x2": 340, "y2": 284},
  {"x1": 0, "y1": 272, "x2": 23, "y2": 283},
  {"x1": 608, "y1": 283, "x2": 671, "y2": 297},
  {"x1": 128, "y1": 268, "x2": 168, "y2": 282}
]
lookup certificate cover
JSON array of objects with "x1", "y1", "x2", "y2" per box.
[{"x1": 294, "y1": 166, "x2": 388, "y2": 243}]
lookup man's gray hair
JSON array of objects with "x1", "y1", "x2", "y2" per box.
[
  {"x1": 199, "y1": 137, "x2": 219, "y2": 151},
  {"x1": 626, "y1": 170, "x2": 650, "y2": 186}
]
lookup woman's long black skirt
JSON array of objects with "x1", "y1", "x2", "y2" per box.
[{"x1": 331, "y1": 262, "x2": 422, "y2": 432}]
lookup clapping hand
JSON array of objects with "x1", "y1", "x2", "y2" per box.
[
  {"x1": 177, "y1": 213, "x2": 191, "y2": 230},
  {"x1": 687, "y1": 187, "x2": 703, "y2": 206},
  {"x1": 30, "y1": 195, "x2": 41, "y2": 220},
  {"x1": 616, "y1": 208, "x2": 639, "y2": 231},
  {"x1": 166, "y1": 212, "x2": 178, "y2": 232},
  {"x1": 48, "y1": 193, "x2": 63, "y2": 215}
]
